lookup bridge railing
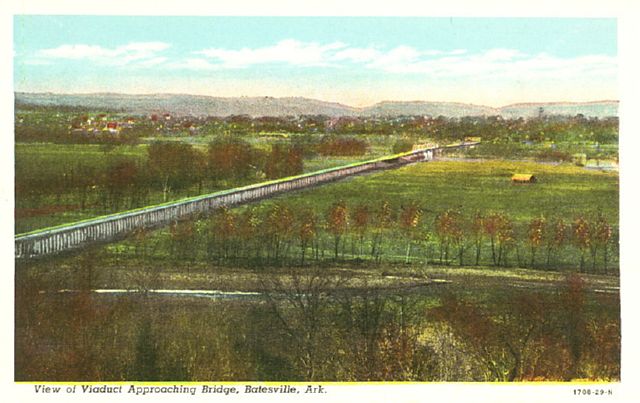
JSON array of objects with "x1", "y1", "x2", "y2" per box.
[{"x1": 15, "y1": 142, "x2": 478, "y2": 259}]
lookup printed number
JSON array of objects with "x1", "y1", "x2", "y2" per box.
[{"x1": 573, "y1": 389, "x2": 612, "y2": 396}]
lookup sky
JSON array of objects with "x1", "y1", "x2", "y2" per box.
[{"x1": 13, "y1": 16, "x2": 617, "y2": 107}]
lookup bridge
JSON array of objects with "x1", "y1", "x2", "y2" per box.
[{"x1": 15, "y1": 142, "x2": 479, "y2": 259}]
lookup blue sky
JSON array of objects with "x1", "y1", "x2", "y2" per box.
[{"x1": 13, "y1": 16, "x2": 617, "y2": 106}]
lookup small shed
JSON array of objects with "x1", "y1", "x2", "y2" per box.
[{"x1": 511, "y1": 174, "x2": 537, "y2": 183}]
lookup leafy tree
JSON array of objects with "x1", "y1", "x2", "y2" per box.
[
  {"x1": 104, "y1": 159, "x2": 139, "y2": 210},
  {"x1": 210, "y1": 206, "x2": 237, "y2": 261},
  {"x1": 327, "y1": 201, "x2": 349, "y2": 260},
  {"x1": 432, "y1": 291, "x2": 548, "y2": 381},
  {"x1": 484, "y1": 213, "x2": 513, "y2": 266},
  {"x1": 545, "y1": 218, "x2": 567, "y2": 269},
  {"x1": 376, "y1": 297, "x2": 432, "y2": 380},
  {"x1": 572, "y1": 216, "x2": 591, "y2": 272},
  {"x1": 147, "y1": 142, "x2": 198, "y2": 202},
  {"x1": 450, "y1": 213, "x2": 466, "y2": 266},
  {"x1": 351, "y1": 204, "x2": 370, "y2": 257},
  {"x1": 317, "y1": 136, "x2": 368, "y2": 156},
  {"x1": 237, "y1": 208, "x2": 262, "y2": 260},
  {"x1": 265, "y1": 144, "x2": 304, "y2": 179},
  {"x1": 297, "y1": 208, "x2": 317, "y2": 266},
  {"x1": 207, "y1": 138, "x2": 254, "y2": 181},
  {"x1": 371, "y1": 201, "x2": 394, "y2": 263},
  {"x1": 399, "y1": 203, "x2": 423, "y2": 264},
  {"x1": 496, "y1": 215, "x2": 514, "y2": 266},
  {"x1": 264, "y1": 203, "x2": 295, "y2": 263},
  {"x1": 593, "y1": 214, "x2": 613, "y2": 274},
  {"x1": 435, "y1": 209, "x2": 463, "y2": 265},
  {"x1": 470, "y1": 212, "x2": 485, "y2": 266},
  {"x1": 391, "y1": 138, "x2": 414, "y2": 154},
  {"x1": 528, "y1": 216, "x2": 546, "y2": 268},
  {"x1": 169, "y1": 220, "x2": 197, "y2": 264},
  {"x1": 191, "y1": 149, "x2": 209, "y2": 194},
  {"x1": 483, "y1": 213, "x2": 502, "y2": 265}
]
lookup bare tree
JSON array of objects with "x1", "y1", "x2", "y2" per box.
[{"x1": 262, "y1": 271, "x2": 347, "y2": 380}]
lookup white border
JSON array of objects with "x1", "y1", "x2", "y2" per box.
[{"x1": 3, "y1": 1, "x2": 639, "y2": 402}]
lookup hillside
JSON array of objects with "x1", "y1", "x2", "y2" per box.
[
  {"x1": 360, "y1": 101, "x2": 498, "y2": 117},
  {"x1": 498, "y1": 101, "x2": 619, "y2": 119},
  {"x1": 15, "y1": 92, "x2": 618, "y2": 118}
]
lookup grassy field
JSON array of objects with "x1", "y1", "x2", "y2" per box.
[{"x1": 280, "y1": 159, "x2": 618, "y2": 223}]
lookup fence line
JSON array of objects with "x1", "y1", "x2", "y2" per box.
[{"x1": 15, "y1": 142, "x2": 478, "y2": 259}]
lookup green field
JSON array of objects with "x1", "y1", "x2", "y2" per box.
[{"x1": 277, "y1": 159, "x2": 618, "y2": 223}]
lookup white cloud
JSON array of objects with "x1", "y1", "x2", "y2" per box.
[
  {"x1": 135, "y1": 57, "x2": 169, "y2": 68},
  {"x1": 449, "y1": 49, "x2": 468, "y2": 55},
  {"x1": 331, "y1": 47, "x2": 380, "y2": 63},
  {"x1": 191, "y1": 43, "x2": 470, "y2": 69},
  {"x1": 190, "y1": 40, "x2": 474, "y2": 73},
  {"x1": 36, "y1": 42, "x2": 171, "y2": 67},
  {"x1": 359, "y1": 46, "x2": 615, "y2": 81},
  {"x1": 32, "y1": 39, "x2": 616, "y2": 85},
  {"x1": 195, "y1": 39, "x2": 347, "y2": 68},
  {"x1": 168, "y1": 58, "x2": 220, "y2": 70},
  {"x1": 39, "y1": 44, "x2": 112, "y2": 59}
]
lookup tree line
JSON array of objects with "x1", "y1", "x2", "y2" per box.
[
  {"x1": 16, "y1": 140, "x2": 304, "y2": 217},
  {"x1": 16, "y1": 109, "x2": 618, "y2": 146},
  {"x1": 129, "y1": 201, "x2": 617, "y2": 274}
]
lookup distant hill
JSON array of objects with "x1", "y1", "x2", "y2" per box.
[
  {"x1": 359, "y1": 101, "x2": 498, "y2": 118},
  {"x1": 15, "y1": 92, "x2": 618, "y2": 118},
  {"x1": 15, "y1": 93, "x2": 358, "y2": 117},
  {"x1": 498, "y1": 101, "x2": 619, "y2": 119}
]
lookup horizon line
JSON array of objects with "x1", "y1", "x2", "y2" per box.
[{"x1": 14, "y1": 91, "x2": 620, "y2": 111}]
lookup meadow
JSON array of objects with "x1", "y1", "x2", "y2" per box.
[{"x1": 277, "y1": 159, "x2": 618, "y2": 224}]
